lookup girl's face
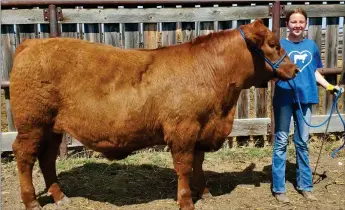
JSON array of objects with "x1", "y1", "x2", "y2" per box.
[{"x1": 287, "y1": 13, "x2": 307, "y2": 38}]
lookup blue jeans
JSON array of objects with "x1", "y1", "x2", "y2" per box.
[{"x1": 272, "y1": 103, "x2": 313, "y2": 193}]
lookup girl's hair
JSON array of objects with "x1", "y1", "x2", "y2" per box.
[{"x1": 285, "y1": 8, "x2": 308, "y2": 22}]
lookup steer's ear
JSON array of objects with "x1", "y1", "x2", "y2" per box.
[
  {"x1": 245, "y1": 20, "x2": 266, "y2": 47},
  {"x1": 252, "y1": 18, "x2": 264, "y2": 25}
]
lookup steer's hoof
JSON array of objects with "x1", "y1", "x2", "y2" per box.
[
  {"x1": 201, "y1": 191, "x2": 213, "y2": 199},
  {"x1": 195, "y1": 188, "x2": 212, "y2": 199},
  {"x1": 55, "y1": 195, "x2": 71, "y2": 208},
  {"x1": 180, "y1": 204, "x2": 195, "y2": 210},
  {"x1": 27, "y1": 200, "x2": 42, "y2": 210},
  {"x1": 201, "y1": 188, "x2": 212, "y2": 199},
  {"x1": 179, "y1": 199, "x2": 195, "y2": 210}
]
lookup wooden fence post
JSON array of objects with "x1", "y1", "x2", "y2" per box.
[
  {"x1": 1, "y1": 25, "x2": 16, "y2": 132},
  {"x1": 237, "y1": 19, "x2": 251, "y2": 147},
  {"x1": 269, "y1": 0, "x2": 282, "y2": 144},
  {"x1": 308, "y1": 17, "x2": 323, "y2": 115},
  {"x1": 341, "y1": 64, "x2": 345, "y2": 113},
  {"x1": 45, "y1": 4, "x2": 68, "y2": 159},
  {"x1": 324, "y1": 17, "x2": 339, "y2": 114}
]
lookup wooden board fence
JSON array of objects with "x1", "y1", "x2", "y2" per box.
[
  {"x1": 2, "y1": 113, "x2": 345, "y2": 152},
  {"x1": 1, "y1": 2, "x2": 345, "y2": 154}
]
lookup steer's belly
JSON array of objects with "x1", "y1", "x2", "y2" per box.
[
  {"x1": 53, "y1": 109, "x2": 165, "y2": 160},
  {"x1": 79, "y1": 134, "x2": 165, "y2": 160}
]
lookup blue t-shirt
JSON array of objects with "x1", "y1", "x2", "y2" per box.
[{"x1": 273, "y1": 38, "x2": 323, "y2": 106}]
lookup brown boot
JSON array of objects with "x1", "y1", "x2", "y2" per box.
[
  {"x1": 301, "y1": 191, "x2": 318, "y2": 201},
  {"x1": 275, "y1": 193, "x2": 290, "y2": 203}
]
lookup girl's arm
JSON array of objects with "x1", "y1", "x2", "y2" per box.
[{"x1": 315, "y1": 70, "x2": 340, "y2": 92}]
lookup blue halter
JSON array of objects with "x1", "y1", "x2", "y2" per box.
[{"x1": 238, "y1": 26, "x2": 287, "y2": 76}]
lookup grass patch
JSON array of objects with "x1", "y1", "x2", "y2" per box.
[
  {"x1": 207, "y1": 147, "x2": 272, "y2": 161},
  {"x1": 55, "y1": 142, "x2": 333, "y2": 173},
  {"x1": 56, "y1": 151, "x2": 174, "y2": 173}
]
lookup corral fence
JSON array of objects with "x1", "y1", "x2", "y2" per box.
[{"x1": 1, "y1": 0, "x2": 345, "y2": 159}]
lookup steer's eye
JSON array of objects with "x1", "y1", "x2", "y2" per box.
[{"x1": 268, "y1": 43, "x2": 275, "y2": 48}]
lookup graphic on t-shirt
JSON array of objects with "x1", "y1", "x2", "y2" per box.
[{"x1": 289, "y1": 50, "x2": 312, "y2": 72}]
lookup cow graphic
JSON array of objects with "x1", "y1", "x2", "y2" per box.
[
  {"x1": 288, "y1": 51, "x2": 312, "y2": 72},
  {"x1": 294, "y1": 53, "x2": 308, "y2": 64}
]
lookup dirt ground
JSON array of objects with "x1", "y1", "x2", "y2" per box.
[{"x1": 1, "y1": 142, "x2": 344, "y2": 210}]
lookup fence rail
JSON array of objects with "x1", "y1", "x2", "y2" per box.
[
  {"x1": 2, "y1": 7, "x2": 272, "y2": 24},
  {"x1": 1, "y1": 0, "x2": 262, "y2": 6},
  {"x1": 1, "y1": 1, "x2": 345, "y2": 155}
]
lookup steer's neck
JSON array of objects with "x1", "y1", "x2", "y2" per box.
[{"x1": 192, "y1": 29, "x2": 258, "y2": 92}]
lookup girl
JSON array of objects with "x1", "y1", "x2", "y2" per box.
[{"x1": 272, "y1": 8, "x2": 340, "y2": 203}]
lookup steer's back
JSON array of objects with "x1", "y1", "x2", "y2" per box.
[
  {"x1": 10, "y1": 38, "x2": 201, "y2": 150},
  {"x1": 11, "y1": 39, "x2": 151, "y2": 129}
]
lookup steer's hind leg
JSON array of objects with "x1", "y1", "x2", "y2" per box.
[
  {"x1": 38, "y1": 130, "x2": 70, "y2": 207},
  {"x1": 191, "y1": 150, "x2": 212, "y2": 200},
  {"x1": 12, "y1": 128, "x2": 45, "y2": 210}
]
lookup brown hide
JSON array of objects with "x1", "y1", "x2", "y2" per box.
[{"x1": 10, "y1": 19, "x2": 297, "y2": 210}]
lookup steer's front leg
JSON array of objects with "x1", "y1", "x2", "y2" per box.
[
  {"x1": 164, "y1": 121, "x2": 200, "y2": 210},
  {"x1": 171, "y1": 149, "x2": 194, "y2": 210},
  {"x1": 192, "y1": 150, "x2": 212, "y2": 200}
]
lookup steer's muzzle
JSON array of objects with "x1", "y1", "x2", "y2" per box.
[{"x1": 276, "y1": 62, "x2": 299, "y2": 81}]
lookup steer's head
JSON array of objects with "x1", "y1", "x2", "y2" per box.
[{"x1": 240, "y1": 19, "x2": 299, "y2": 81}]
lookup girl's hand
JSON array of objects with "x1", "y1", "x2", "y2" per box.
[{"x1": 327, "y1": 84, "x2": 342, "y2": 94}]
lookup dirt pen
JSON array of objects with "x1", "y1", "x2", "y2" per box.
[{"x1": 1, "y1": 1, "x2": 345, "y2": 210}]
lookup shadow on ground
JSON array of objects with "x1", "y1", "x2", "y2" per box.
[{"x1": 36, "y1": 160, "x2": 305, "y2": 207}]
